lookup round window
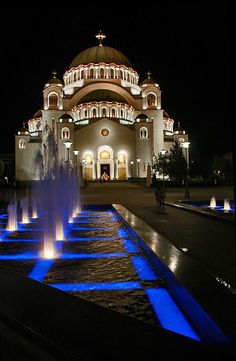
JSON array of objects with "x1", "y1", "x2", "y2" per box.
[{"x1": 101, "y1": 128, "x2": 109, "y2": 136}]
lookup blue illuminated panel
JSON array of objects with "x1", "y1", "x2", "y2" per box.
[
  {"x1": 68, "y1": 237, "x2": 118, "y2": 241},
  {"x1": 60, "y1": 252, "x2": 127, "y2": 259},
  {"x1": 146, "y1": 288, "x2": 201, "y2": 341},
  {"x1": 123, "y1": 239, "x2": 139, "y2": 253},
  {"x1": 0, "y1": 252, "x2": 39, "y2": 260},
  {"x1": 117, "y1": 228, "x2": 129, "y2": 238},
  {"x1": 29, "y1": 260, "x2": 54, "y2": 282},
  {"x1": 131, "y1": 256, "x2": 158, "y2": 281},
  {"x1": 50, "y1": 281, "x2": 142, "y2": 291}
]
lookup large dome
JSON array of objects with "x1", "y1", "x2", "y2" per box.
[
  {"x1": 70, "y1": 45, "x2": 132, "y2": 69},
  {"x1": 79, "y1": 90, "x2": 128, "y2": 104}
]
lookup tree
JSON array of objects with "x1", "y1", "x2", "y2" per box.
[{"x1": 168, "y1": 141, "x2": 186, "y2": 184}]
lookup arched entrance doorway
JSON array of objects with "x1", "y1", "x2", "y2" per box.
[{"x1": 97, "y1": 146, "x2": 114, "y2": 180}]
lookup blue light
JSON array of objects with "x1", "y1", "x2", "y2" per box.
[
  {"x1": 0, "y1": 252, "x2": 39, "y2": 260},
  {"x1": 60, "y1": 252, "x2": 127, "y2": 259},
  {"x1": 117, "y1": 228, "x2": 129, "y2": 238},
  {"x1": 123, "y1": 239, "x2": 139, "y2": 253},
  {"x1": 0, "y1": 214, "x2": 7, "y2": 219},
  {"x1": 72, "y1": 227, "x2": 113, "y2": 231},
  {"x1": 131, "y1": 256, "x2": 158, "y2": 281},
  {"x1": 74, "y1": 220, "x2": 111, "y2": 223},
  {"x1": 1, "y1": 238, "x2": 40, "y2": 242},
  {"x1": 68, "y1": 237, "x2": 118, "y2": 242},
  {"x1": 50, "y1": 281, "x2": 142, "y2": 291},
  {"x1": 145, "y1": 288, "x2": 201, "y2": 341},
  {"x1": 29, "y1": 260, "x2": 54, "y2": 281}
]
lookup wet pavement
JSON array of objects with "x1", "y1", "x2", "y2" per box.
[{"x1": 81, "y1": 183, "x2": 236, "y2": 289}]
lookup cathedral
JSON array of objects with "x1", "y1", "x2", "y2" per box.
[{"x1": 15, "y1": 32, "x2": 188, "y2": 181}]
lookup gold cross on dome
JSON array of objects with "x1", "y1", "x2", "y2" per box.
[
  {"x1": 147, "y1": 71, "x2": 151, "y2": 79},
  {"x1": 95, "y1": 30, "x2": 106, "y2": 46},
  {"x1": 52, "y1": 70, "x2": 57, "y2": 78}
]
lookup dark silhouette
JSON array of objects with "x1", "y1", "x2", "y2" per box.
[{"x1": 154, "y1": 184, "x2": 165, "y2": 207}]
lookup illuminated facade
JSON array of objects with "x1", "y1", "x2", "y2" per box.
[{"x1": 15, "y1": 32, "x2": 188, "y2": 181}]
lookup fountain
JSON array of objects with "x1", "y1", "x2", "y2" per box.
[
  {"x1": 0, "y1": 139, "x2": 230, "y2": 345},
  {"x1": 6, "y1": 199, "x2": 18, "y2": 231},
  {"x1": 223, "y1": 198, "x2": 231, "y2": 212},
  {"x1": 20, "y1": 194, "x2": 29, "y2": 224},
  {"x1": 209, "y1": 196, "x2": 216, "y2": 209}
]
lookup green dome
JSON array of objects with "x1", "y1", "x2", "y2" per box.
[{"x1": 70, "y1": 46, "x2": 132, "y2": 68}]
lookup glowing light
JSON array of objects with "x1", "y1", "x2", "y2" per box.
[
  {"x1": 131, "y1": 256, "x2": 158, "y2": 281},
  {"x1": 29, "y1": 260, "x2": 54, "y2": 282},
  {"x1": 56, "y1": 220, "x2": 64, "y2": 241},
  {"x1": 146, "y1": 288, "x2": 201, "y2": 341},
  {"x1": 209, "y1": 196, "x2": 216, "y2": 209},
  {"x1": 60, "y1": 252, "x2": 126, "y2": 259},
  {"x1": 50, "y1": 281, "x2": 141, "y2": 291},
  {"x1": 123, "y1": 239, "x2": 139, "y2": 253},
  {"x1": 223, "y1": 198, "x2": 231, "y2": 212},
  {"x1": 117, "y1": 228, "x2": 129, "y2": 238}
]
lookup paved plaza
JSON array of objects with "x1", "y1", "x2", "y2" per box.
[{"x1": 81, "y1": 183, "x2": 235, "y2": 288}]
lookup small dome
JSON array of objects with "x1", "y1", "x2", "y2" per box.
[
  {"x1": 79, "y1": 90, "x2": 128, "y2": 104},
  {"x1": 33, "y1": 109, "x2": 42, "y2": 118},
  {"x1": 19, "y1": 122, "x2": 28, "y2": 132},
  {"x1": 163, "y1": 111, "x2": 170, "y2": 118},
  {"x1": 135, "y1": 113, "x2": 149, "y2": 120},
  {"x1": 59, "y1": 113, "x2": 74, "y2": 121},
  {"x1": 141, "y1": 71, "x2": 158, "y2": 86},
  {"x1": 45, "y1": 71, "x2": 63, "y2": 87},
  {"x1": 174, "y1": 121, "x2": 186, "y2": 134}
]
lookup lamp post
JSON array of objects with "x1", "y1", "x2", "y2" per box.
[
  {"x1": 130, "y1": 161, "x2": 134, "y2": 178},
  {"x1": 160, "y1": 149, "x2": 169, "y2": 196},
  {"x1": 73, "y1": 150, "x2": 79, "y2": 176},
  {"x1": 64, "y1": 141, "x2": 72, "y2": 164},
  {"x1": 182, "y1": 141, "x2": 190, "y2": 199},
  {"x1": 136, "y1": 159, "x2": 140, "y2": 179}
]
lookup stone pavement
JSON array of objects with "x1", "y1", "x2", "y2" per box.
[{"x1": 81, "y1": 183, "x2": 236, "y2": 288}]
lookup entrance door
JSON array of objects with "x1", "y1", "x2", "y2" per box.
[{"x1": 101, "y1": 164, "x2": 110, "y2": 180}]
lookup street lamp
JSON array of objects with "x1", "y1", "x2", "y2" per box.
[
  {"x1": 136, "y1": 159, "x2": 140, "y2": 179},
  {"x1": 64, "y1": 141, "x2": 72, "y2": 163},
  {"x1": 182, "y1": 141, "x2": 190, "y2": 199},
  {"x1": 160, "y1": 149, "x2": 168, "y2": 195},
  {"x1": 130, "y1": 161, "x2": 134, "y2": 178},
  {"x1": 73, "y1": 150, "x2": 79, "y2": 175}
]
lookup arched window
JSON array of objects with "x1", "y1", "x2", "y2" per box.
[
  {"x1": 92, "y1": 108, "x2": 97, "y2": 117},
  {"x1": 100, "y1": 68, "x2": 104, "y2": 78},
  {"x1": 80, "y1": 69, "x2": 84, "y2": 79},
  {"x1": 102, "y1": 108, "x2": 107, "y2": 117},
  {"x1": 100, "y1": 150, "x2": 110, "y2": 159},
  {"x1": 118, "y1": 153, "x2": 126, "y2": 165},
  {"x1": 90, "y1": 68, "x2": 94, "y2": 78},
  {"x1": 52, "y1": 118, "x2": 55, "y2": 136},
  {"x1": 84, "y1": 109, "x2": 88, "y2": 118},
  {"x1": 111, "y1": 108, "x2": 116, "y2": 117},
  {"x1": 120, "y1": 109, "x2": 124, "y2": 118},
  {"x1": 147, "y1": 93, "x2": 156, "y2": 107},
  {"x1": 19, "y1": 139, "x2": 26, "y2": 149},
  {"x1": 140, "y1": 127, "x2": 148, "y2": 139},
  {"x1": 110, "y1": 68, "x2": 115, "y2": 78},
  {"x1": 48, "y1": 92, "x2": 59, "y2": 109},
  {"x1": 61, "y1": 127, "x2": 70, "y2": 139},
  {"x1": 85, "y1": 153, "x2": 92, "y2": 165}
]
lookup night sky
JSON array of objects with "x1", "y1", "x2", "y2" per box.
[{"x1": 0, "y1": 2, "x2": 231, "y2": 165}]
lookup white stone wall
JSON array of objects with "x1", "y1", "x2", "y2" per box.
[
  {"x1": 15, "y1": 136, "x2": 41, "y2": 181},
  {"x1": 72, "y1": 118, "x2": 136, "y2": 179}
]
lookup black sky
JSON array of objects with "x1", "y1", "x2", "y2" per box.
[{"x1": 0, "y1": 2, "x2": 231, "y2": 163}]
